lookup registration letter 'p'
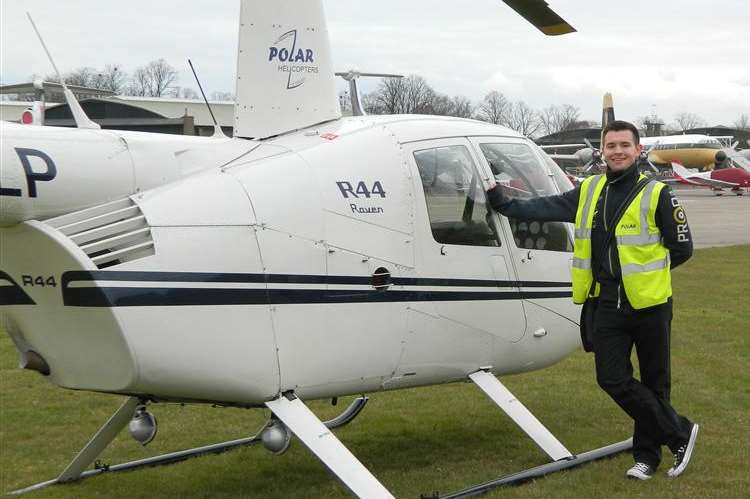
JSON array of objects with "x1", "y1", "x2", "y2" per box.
[{"x1": 15, "y1": 148, "x2": 57, "y2": 198}]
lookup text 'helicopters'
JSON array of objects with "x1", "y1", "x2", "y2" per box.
[{"x1": 0, "y1": 1, "x2": 633, "y2": 497}]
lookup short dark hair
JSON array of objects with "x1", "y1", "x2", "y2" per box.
[{"x1": 602, "y1": 120, "x2": 640, "y2": 145}]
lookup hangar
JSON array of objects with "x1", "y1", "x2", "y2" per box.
[{"x1": 0, "y1": 81, "x2": 234, "y2": 136}]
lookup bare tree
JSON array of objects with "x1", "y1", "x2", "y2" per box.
[
  {"x1": 450, "y1": 95, "x2": 474, "y2": 119},
  {"x1": 62, "y1": 67, "x2": 96, "y2": 87},
  {"x1": 476, "y1": 90, "x2": 510, "y2": 125},
  {"x1": 429, "y1": 93, "x2": 454, "y2": 116},
  {"x1": 90, "y1": 65, "x2": 126, "y2": 93},
  {"x1": 40, "y1": 65, "x2": 125, "y2": 93},
  {"x1": 370, "y1": 77, "x2": 404, "y2": 114},
  {"x1": 673, "y1": 112, "x2": 706, "y2": 131},
  {"x1": 127, "y1": 67, "x2": 150, "y2": 96},
  {"x1": 507, "y1": 101, "x2": 541, "y2": 137},
  {"x1": 126, "y1": 59, "x2": 178, "y2": 97},
  {"x1": 401, "y1": 75, "x2": 435, "y2": 114},
  {"x1": 538, "y1": 104, "x2": 581, "y2": 135},
  {"x1": 425, "y1": 94, "x2": 473, "y2": 117},
  {"x1": 370, "y1": 75, "x2": 434, "y2": 114},
  {"x1": 734, "y1": 113, "x2": 750, "y2": 131},
  {"x1": 362, "y1": 92, "x2": 384, "y2": 114}
]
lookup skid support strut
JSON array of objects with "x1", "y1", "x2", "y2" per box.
[
  {"x1": 10, "y1": 396, "x2": 369, "y2": 496},
  {"x1": 469, "y1": 370, "x2": 573, "y2": 461}
]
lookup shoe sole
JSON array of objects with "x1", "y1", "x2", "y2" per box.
[
  {"x1": 626, "y1": 470, "x2": 653, "y2": 481},
  {"x1": 668, "y1": 423, "x2": 699, "y2": 477}
]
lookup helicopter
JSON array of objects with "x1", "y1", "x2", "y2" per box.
[{"x1": 0, "y1": 1, "x2": 632, "y2": 497}]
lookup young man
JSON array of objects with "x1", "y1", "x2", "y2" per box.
[{"x1": 486, "y1": 120, "x2": 698, "y2": 480}]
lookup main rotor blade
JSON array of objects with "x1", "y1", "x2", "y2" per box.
[{"x1": 500, "y1": 0, "x2": 576, "y2": 36}]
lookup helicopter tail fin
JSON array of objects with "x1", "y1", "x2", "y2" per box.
[{"x1": 233, "y1": 0, "x2": 341, "y2": 139}]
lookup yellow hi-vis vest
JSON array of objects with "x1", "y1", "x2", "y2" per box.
[{"x1": 572, "y1": 174, "x2": 672, "y2": 309}]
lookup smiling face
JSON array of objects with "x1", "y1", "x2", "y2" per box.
[{"x1": 602, "y1": 129, "x2": 643, "y2": 172}]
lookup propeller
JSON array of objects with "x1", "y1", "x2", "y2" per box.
[
  {"x1": 714, "y1": 141, "x2": 740, "y2": 169},
  {"x1": 581, "y1": 138, "x2": 604, "y2": 174},
  {"x1": 639, "y1": 142, "x2": 660, "y2": 173}
]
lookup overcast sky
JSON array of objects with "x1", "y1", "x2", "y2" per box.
[{"x1": 2, "y1": 0, "x2": 748, "y2": 127}]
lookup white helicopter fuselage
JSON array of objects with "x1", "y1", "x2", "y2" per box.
[{"x1": 1, "y1": 115, "x2": 580, "y2": 406}]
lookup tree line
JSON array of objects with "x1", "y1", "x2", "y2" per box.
[
  {"x1": 28, "y1": 59, "x2": 235, "y2": 101},
  {"x1": 360, "y1": 75, "x2": 750, "y2": 136},
  {"x1": 357, "y1": 75, "x2": 594, "y2": 137},
  {"x1": 17, "y1": 62, "x2": 750, "y2": 136}
]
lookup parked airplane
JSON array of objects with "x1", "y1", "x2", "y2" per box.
[
  {"x1": 1, "y1": 2, "x2": 632, "y2": 497},
  {"x1": 714, "y1": 140, "x2": 750, "y2": 171},
  {"x1": 640, "y1": 134, "x2": 728, "y2": 171},
  {"x1": 543, "y1": 93, "x2": 743, "y2": 173},
  {"x1": 667, "y1": 162, "x2": 750, "y2": 196}
]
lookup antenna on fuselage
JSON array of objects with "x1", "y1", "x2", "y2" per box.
[
  {"x1": 188, "y1": 59, "x2": 226, "y2": 138},
  {"x1": 26, "y1": 12, "x2": 101, "y2": 130}
]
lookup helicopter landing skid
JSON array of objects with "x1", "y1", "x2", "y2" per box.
[
  {"x1": 424, "y1": 438, "x2": 633, "y2": 499},
  {"x1": 9, "y1": 395, "x2": 369, "y2": 495}
]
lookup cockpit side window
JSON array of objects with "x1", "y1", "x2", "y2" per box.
[
  {"x1": 479, "y1": 142, "x2": 573, "y2": 253},
  {"x1": 413, "y1": 145, "x2": 499, "y2": 247}
]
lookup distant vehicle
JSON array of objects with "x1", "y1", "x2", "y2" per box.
[
  {"x1": 666, "y1": 162, "x2": 750, "y2": 196},
  {"x1": 641, "y1": 135, "x2": 727, "y2": 171}
]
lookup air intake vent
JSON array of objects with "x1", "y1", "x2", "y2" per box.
[{"x1": 45, "y1": 198, "x2": 154, "y2": 269}]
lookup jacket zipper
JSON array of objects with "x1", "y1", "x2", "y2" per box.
[
  {"x1": 603, "y1": 185, "x2": 615, "y2": 276},
  {"x1": 604, "y1": 184, "x2": 623, "y2": 310}
]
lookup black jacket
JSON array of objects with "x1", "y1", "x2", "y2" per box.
[{"x1": 486, "y1": 163, "x2": 693, "y2": 306}]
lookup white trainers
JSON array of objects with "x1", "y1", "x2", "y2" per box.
[
  {"x1": 626, "y1": 462, "x2": 655, "y2": 480},
  {"x1": 668, "y1": 423, "x2": 699, "y2": 477}
]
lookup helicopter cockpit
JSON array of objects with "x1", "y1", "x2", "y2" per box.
[{"x1": 479, "y1": 142, "x2": 574, "y2": 253}]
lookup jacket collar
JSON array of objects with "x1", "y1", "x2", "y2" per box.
[{"x1": 606, "y1": 162, "x2": 639, "y2": 184}]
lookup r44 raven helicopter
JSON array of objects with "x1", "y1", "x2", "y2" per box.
[{"x1": 0, "y1": 1, "x2": 631, "y2": 497}]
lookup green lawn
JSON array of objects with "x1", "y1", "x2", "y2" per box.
[{"x1": 1, "y1": 245, "x2": 748, "y2": 498}]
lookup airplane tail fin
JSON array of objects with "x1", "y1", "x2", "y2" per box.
[
  {"x1": 233, "y1": 0, "x2": 341, "y2": 139},
  {"x1": 601, "y1": 92, "x2": 615, "y2": 129},
  {"x1": 671, "y1": 162, "x2": 693, "y2": 179}
]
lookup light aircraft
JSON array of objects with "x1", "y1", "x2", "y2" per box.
[
  {"x1": 0, "y1": 1, "x2": 632, "y2": 497},
  {"x1": 666, "y1": 162, "x2": 750, "y2": 196}
]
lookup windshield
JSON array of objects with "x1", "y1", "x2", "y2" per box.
[{"x1": 479, "y1": 142, "x2": 573, "y2": 253}]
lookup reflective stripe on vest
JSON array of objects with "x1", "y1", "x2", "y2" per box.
[{"x1": 571, "y1": 175, "x2": 607, "y2": 304}]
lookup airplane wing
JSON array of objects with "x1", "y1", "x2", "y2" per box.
[
  {"x1": 538, "y1": 144, "x2": 586, "y2": 150},
  {"x1": 548, "y1": 153, "x2": 581, "y2": 161},
  {"x1": 729, "y1": 154, "x2": 750, "y2": 173},
  {"x1": 500, "y1": 0, "x2": 577, "y2": 35},
  {"x1": 685, "y1": 177, "x2": 739, "y2": 188},
  {"x1": 669, "y1": 162, "x2": 739, "y2": 188}
]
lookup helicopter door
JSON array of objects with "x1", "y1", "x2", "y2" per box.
[
  {"x1": 405, "y1": 139, "x2": 525, "y2": 344},
  {"x1": 468, "y1": 137, "x2": 578, "y2": 325}
]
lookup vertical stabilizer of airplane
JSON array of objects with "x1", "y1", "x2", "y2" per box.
[
  {"x1": 234, "y1": 0, "x2": 341, "y2": 139},
  {"x1": 601, "y1": 92, "x2": 615, "y2": 129}
]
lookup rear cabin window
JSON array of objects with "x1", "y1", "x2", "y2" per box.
[
  {"x1": 413, "y1": 145, "x2": 499, "y2": 247},
  {"x1": 479, "y1": 142, "x2": 573, "y2": 253}
]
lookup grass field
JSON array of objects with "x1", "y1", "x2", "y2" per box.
[{"x1": 1, "y1": 245, "x2": 748, "y2": 498}]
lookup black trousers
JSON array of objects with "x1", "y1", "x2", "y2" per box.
[{"x1": 593, "y1": 298, "x2": 692, "y2": 468}]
